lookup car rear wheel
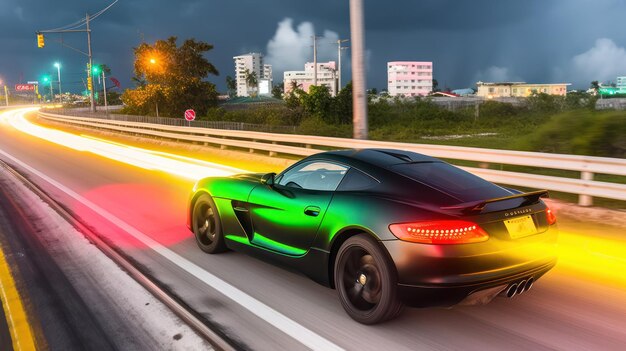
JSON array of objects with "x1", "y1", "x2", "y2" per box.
[
  {"x1": 334, "y1": 234, "x2": 404, "y2": 324},
  {"x1": 192, "y1": 194, "x2": 227, "y2": 254}
]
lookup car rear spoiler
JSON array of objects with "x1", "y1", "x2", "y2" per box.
[{"x1": 440, "y1": 190, "x2": 549, "y2": 214}]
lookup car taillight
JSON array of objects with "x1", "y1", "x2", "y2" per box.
[
  {"x1": 546, "y1": 208, "x2": 557, "y2": 225},
  {"x1": 389, "y1": 220, "x2": 489, "y2": 244}
]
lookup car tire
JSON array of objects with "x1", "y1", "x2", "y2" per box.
[
  {"x1": 334, "y1": 234, "x2": 404, "y2": 324},
  {"x1": 192, "y1": 194, "x2": 227, "y2": 254}
]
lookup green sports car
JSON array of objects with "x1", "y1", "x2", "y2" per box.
[{"x1": 187, "y1": 149, "x2": 558, "y2": 324}]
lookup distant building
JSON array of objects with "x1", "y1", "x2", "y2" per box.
[
  {"x1": 284, "y1": 61, "x2": 338, "y2": 96},
  {"x1": 387, "y1": 61, "x2": 433, "y2": 97},
  {"x1": 476, "y1": 82, "x2": 570, "y2": 98},
  {"x1": 233, "y1": 53, "x2": 273, "y2": 97},
  {"x1": 617, "y1": 76, "x2": 626, "y2": 94}
]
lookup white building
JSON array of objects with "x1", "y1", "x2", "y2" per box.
[
  {"x1": 387, "y1": 61, "x2": 433, "y2": 97},
  {"x1": 233, "y1": 53, "x2": 273, "y2": 97},
  {"x1": 284, "y1": 62, "x2": 338, "y2": 97}
]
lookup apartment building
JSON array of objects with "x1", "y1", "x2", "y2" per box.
[
  {"x1": 233, "y1": 53, "x2": 273, "y2": 97},
  {"x1": 617, "y1": 76, "x2": 626, "y2": 93},
  {"x1": 476, "y1": 82, "x2": 570, "y2": 98},
  {"x1": 387, "y1": 61, "x2": 433, "y2": 97},
  {"x1": 284, "y1": 62, "x2": 338, "y2": 96}
]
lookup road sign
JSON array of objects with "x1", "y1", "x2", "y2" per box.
[
  {"x1": 15, "y1": 84, "x2": 36, "y2": 91},
  {"x1": 184, "y1": 109, "x2": 196, "y2": 121},
  {"x1": 27, "y1": 81, "x2": 39, "y2": 85}
]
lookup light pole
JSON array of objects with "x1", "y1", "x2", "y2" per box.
[
  {"x1": 94, "y1": 65, "x2": 109, "y2": 115},
  {"x1": 0, "y1": 80, "x2": 8, "y2": 106},
  {"x1": 337, "y1": 39, "x2": 349, "y2": 91},
  {"x1": 350, "y1": 0, "x2": 368, "y2": 139},
  {"x1": 54, "y1": 62, "x2": 62, "y2": 103}
]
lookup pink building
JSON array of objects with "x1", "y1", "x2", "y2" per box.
[{"x1": 387, "y1": 61, "x2": 433, "y2": 97}]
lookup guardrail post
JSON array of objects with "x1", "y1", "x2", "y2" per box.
[
  {"x1": 249, "y1": 140, "x2": 256, "y2": 154},
  {"x1": 269, "y1": 141, "x2": 277, "y2": 157},
  {"x1": 579, "y1": 171, "x2": 594, "y2": 206},
  {"x1": 220, "y1": 136, "x2": 227, "y2": 150}
]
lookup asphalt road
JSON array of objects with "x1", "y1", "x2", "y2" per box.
[{"x1": 1, "y1": 108, "x2": 625, "y2": 350}]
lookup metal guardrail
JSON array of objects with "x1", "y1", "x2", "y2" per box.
[
  {"x1": 39, "y1": 111, "x2": 626, "y2": 206},
  {"x1": 54, "y1": 108, "x2": 299, "y2": 134}
]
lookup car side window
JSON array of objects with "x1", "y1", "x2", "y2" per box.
[
  {"x1": 337, "y1": 168, "x2": 379, "y2": 191},
  {"x1": 278, "y1": 161, "x2": 349, "y2": 191}
]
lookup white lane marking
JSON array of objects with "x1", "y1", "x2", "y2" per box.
[{"x1": 0, "y1": 118, "x2": 343, "y2": 351}]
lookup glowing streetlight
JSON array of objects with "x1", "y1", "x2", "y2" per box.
[
  {"x1": 150, "y1": 58, "x2": 157, "y2": 64},
  {"x1": 54, "y1": 62, "x2": 62, "y2": 103}
]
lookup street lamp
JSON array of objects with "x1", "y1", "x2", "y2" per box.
[{"x1": 54, "y1": 62, "x2": 62, "y2": 103}]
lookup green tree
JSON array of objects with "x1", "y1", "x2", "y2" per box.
[
  {"x1": 272, "y1": 83, "x2": 284, "y2": 99},
  {"x1": 590, "y1": 81, "x2": 600, "y2": 94},
  {"x1": 226, "y1": 75, "x2": 237, "y2": 97},
  {"x1": 432, "y1": 79, "x2": 440, "y2": 92},
  {"x1": 122, "y1": 36, "x2": 219, "y2": 116},
  {"x1": 332, "y1": 82, "x2": 353, "y2": 124},
  {"x1": 302, "y1": 85, "x2": 333, "y2": 121},
  {"x1": 244, "y1": 69, "x2": 258, "y2": 97}
]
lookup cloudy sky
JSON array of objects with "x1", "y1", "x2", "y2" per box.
[{"x1": 1, "y1": 0, "x2": 626, "y2": 93}]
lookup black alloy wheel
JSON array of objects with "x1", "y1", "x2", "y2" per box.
[
  {"x1": 192, "y1": 194, "x2": 227, "y2": 254},
  {"x1": 334, "y1": 234, "x2": 404, "y2": 324}
]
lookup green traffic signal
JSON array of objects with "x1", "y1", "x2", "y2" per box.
[
  {"x1": 92, "y1": 65, "x2": 101, "y2": 74},
  {"x1": 42, "y1": 76, "x2": 50, "y2": 83}
]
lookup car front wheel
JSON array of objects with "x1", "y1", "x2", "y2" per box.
[
  {"x1": 334, "y1": 234, "x2": 404, "y2": 324},
  {"x1": 192, "y1": 194, "x2": 227, "y2": 254}
]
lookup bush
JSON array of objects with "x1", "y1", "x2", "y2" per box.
[
  {"x1": 297, "y1": 116, "x2": 351, "y2": 137},
  {"x1": 515, "y1": 110, "x2": 626, "y2": 157}
]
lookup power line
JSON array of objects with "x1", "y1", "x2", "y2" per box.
[{"x1": 40, "y1": 0, "x2": 119, "y2": 32}]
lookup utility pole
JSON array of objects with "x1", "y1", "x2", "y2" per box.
[
  {"x1": 3, "y1": 86, "x2": 8, "y2": 106},
  {"x1": 102, "y1": 69, "x2": 109, "y2": 116},
  {"x1": 37, "y1": 1, "x2": 118, "y2": 112},
  {"x1": 312, "y1": 35, "x2": 320, "y2": 87},
  {"x1": 86, "y1": 14, "x2": 96, "y2": 112},
  {"x1": 337, "y1": 39, "x2": 349, "y2": 92},
  {"x1": 350, "y1": 0, "x2": 368, "y2": 139}
]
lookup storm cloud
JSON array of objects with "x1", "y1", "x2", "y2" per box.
[{"x1": 1, "y1": 0, "x2": 626, "y2": 92}]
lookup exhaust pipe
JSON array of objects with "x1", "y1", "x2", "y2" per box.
[
  {"x1": 524, "y1": 278, "x2": 534, "y2": 292},
  {"x1": 516, "y1": 280, "x2": 527, "y2": 295},
  {"x1": 505, "y1": 284, "x2": 518, "y2": 298}
]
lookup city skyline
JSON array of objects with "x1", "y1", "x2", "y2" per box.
[{"x1": 1, "y1": 0, "x2": 626, "y2": 93}]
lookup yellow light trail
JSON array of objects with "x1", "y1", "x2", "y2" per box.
[{"x1": 1, "y1": 108, "x2": 246, "y2": 180}]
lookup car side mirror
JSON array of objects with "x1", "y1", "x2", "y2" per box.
[{"x1": 261, "y1": 172, "x2": 276, "y2": 186}]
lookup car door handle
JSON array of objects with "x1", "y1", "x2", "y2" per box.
[{"x1": 304, "y1": 206, "x2": 321, "y2": 217}]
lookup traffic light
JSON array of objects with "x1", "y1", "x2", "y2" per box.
[
  {"x1": 42, "y1": 76, "x2": 50, "y2": 83},
  {"x1": 37, "y1": 33, "x2": 45, "y2": 48},
  {"x1": 92, "y1": 65, "x2": 101, "y2": 75}
]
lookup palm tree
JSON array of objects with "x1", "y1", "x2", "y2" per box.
[
  {"x1": 244, "y1": 69, "x2": 258, "y2": 97},
  {"x1": 226, "y1": 75, "x2": 237, "y2": 97}
]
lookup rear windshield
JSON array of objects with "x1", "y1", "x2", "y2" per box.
[{"x1": 391, "y1": 162, "x2": 511, "y2": 202}]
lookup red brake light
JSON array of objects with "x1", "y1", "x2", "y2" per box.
[
  {"x1": 389, "y1": 220, "x2": 489, "y2": 244},
  {"x1": 546, "y1": 208, "x2": 557, "y2": 225}
]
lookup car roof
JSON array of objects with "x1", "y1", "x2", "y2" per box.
[{"x1": 318, "y1": 149, "x2": 440, "y2": 168}]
